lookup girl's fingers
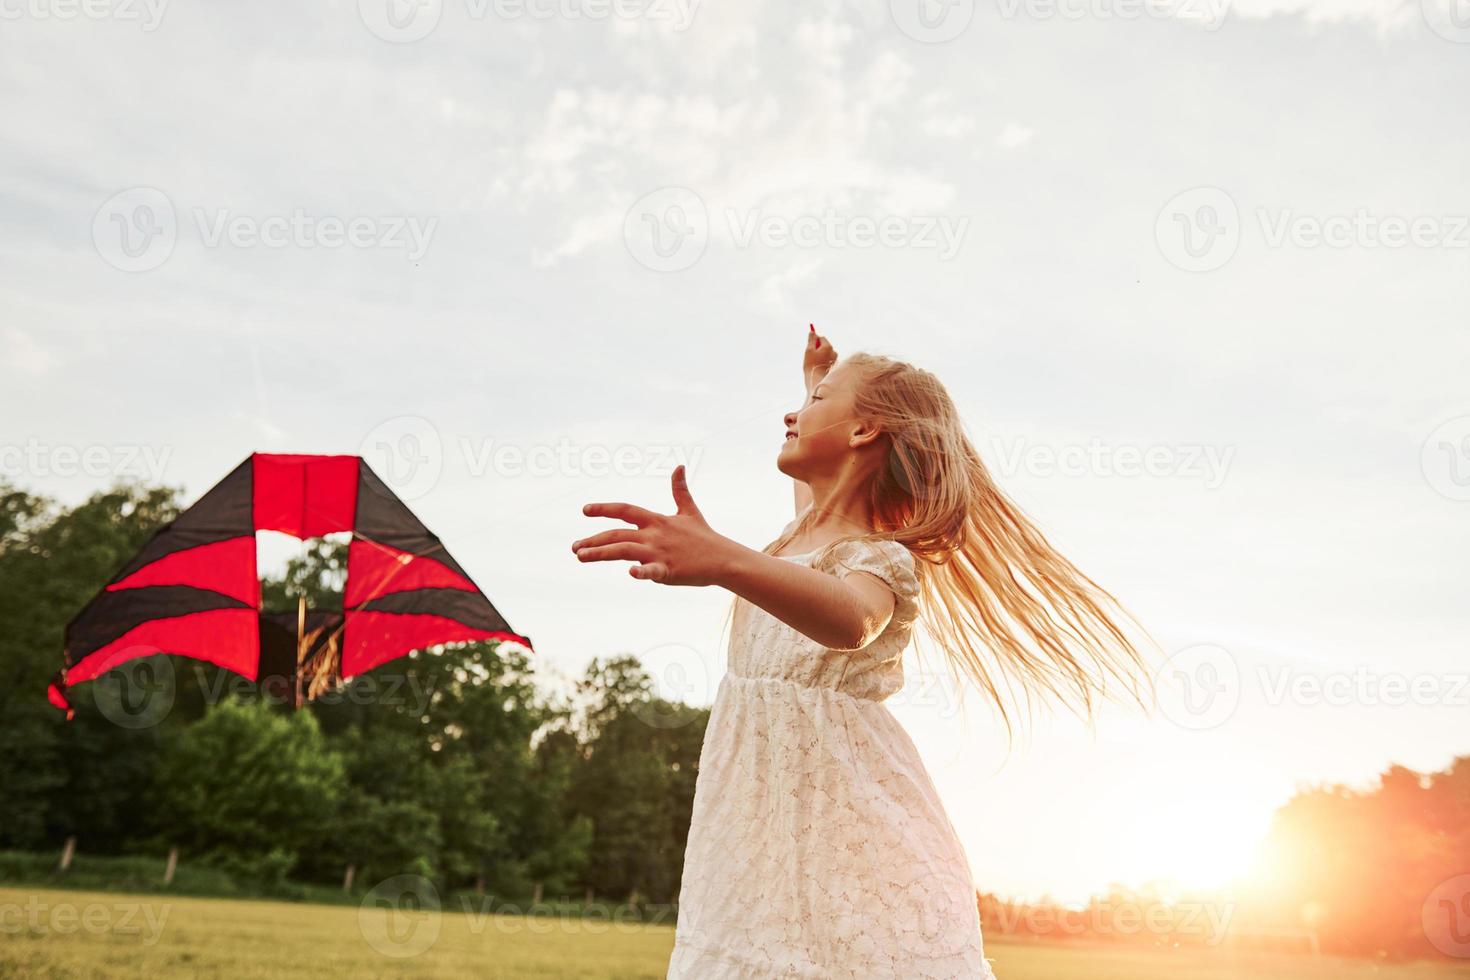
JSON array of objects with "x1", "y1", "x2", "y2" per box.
[
  {"x1": 582, "y1": 502, "x2": 660, "y2": 527},
  {"x1": 631, "y1": 562, "x2": 668, "y2": 582},
  {"x1": 570, "y1": 528, "x2": 641, "y2": 552},
  {"x1": 576, "y1": 542, "x2": 656, "y2": 564}
]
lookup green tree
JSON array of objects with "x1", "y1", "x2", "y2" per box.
[
  {"x1": 151, "y1": 698, "x2": 345, "y2": 880},
  {"x1": 569, "y1": 656, "x2": 709, "y2": 903},
  {"x1": 0, "y1": 485, "x2": 64, "y2": 848},
  {"x1": 0, "y1": 482, "x2": 185, "y2": 851}
]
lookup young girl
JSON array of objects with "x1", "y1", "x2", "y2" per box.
[{"x1": 572, "y1": 328, "x2": 1148, "y2": 978}]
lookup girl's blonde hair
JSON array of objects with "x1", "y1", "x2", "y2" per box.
[{"x1": 769, "y1": 352, "x2": 1153, "y2": 733}]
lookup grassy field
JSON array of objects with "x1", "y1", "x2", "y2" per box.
[{"x1": 4, "y1": 886, "x2": 1470, "y2": 979}]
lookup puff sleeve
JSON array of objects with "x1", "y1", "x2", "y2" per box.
[{"x1": 816, "y1": 538, "x2": 922, "y2": 628}]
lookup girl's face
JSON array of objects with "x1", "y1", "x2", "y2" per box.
[{"x1": 778, "y1": 360, "x2": 873, "y2": 482}]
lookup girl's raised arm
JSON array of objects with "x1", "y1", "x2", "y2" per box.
[{"x1": 792, "y1": 325, "x2": 836, "y2": 517}]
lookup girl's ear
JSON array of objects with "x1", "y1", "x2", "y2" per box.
[{"x1": 848, "y1": 419, "x2": 884, "y2": 450}]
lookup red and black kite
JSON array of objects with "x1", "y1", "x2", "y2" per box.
[{"x1": 48, "y1": 453, "x2": 530, "y2": 718}]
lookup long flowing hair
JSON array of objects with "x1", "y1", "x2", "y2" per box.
[{"x1": 766, "y1": 352, "x2": 1153, "y2": 734}]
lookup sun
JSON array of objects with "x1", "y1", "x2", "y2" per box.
[{"x1": 1115, "y1": 794, "x2": 1277, "y2": 894}]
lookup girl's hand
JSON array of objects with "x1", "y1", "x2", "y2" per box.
[
  {"x1": 803, "y1": 324, "x2": 837, "y2": 392},
  {"x1": 573, "y1": 465, "x2": 733, "y2": 586}
]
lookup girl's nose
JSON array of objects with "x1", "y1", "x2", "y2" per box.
[{"x1": 783, "y1": 410, "x2": 798, "y2": 427}]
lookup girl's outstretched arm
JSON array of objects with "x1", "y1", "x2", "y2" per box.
[{"x1": 574, "y1": 465, "x2": 896, "y2": 651}]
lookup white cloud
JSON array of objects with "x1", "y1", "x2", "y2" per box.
[
  {"x1": 756, "y1": 256, "x2": 824, "y2": 314},
  {"x1": 996, "y1": 122, "x2": 1035, "y2": 150},
  {"x1": 5, "y1": 327, "x2": 55, "y2": 376}
]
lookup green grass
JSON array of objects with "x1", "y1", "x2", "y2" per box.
[{"x1": 5, "y1": 886, "x2": 1470, "y2": 979}]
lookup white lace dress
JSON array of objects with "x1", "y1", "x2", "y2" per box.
[{"x1": 667, "y1": 538, "x2": 997, "y2": 979}]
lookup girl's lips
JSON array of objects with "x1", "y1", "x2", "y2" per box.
[{"x1": 785, "y1": 433, "x2": 797, "y2": 441}]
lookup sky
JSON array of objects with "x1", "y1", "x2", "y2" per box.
[{"x1": 2, "y1": 0, "x2": 1468, "y2": 903}]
